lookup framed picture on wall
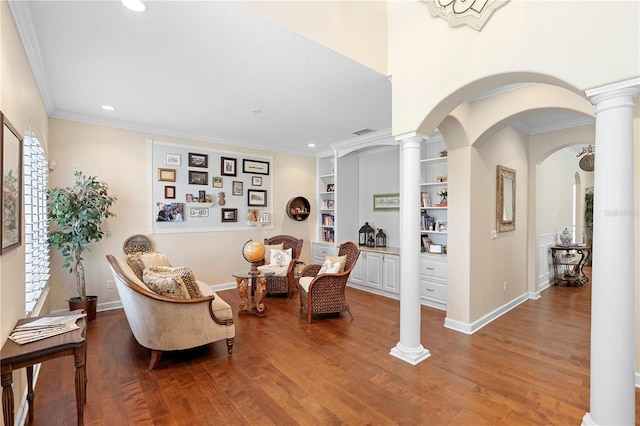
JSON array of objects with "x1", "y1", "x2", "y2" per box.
[
  {"x1": 212, "y1": 176, "x2": 223, "y2": 188},
  {"x1": 221, "y1": 208, "x2": 237, "y2": 222},
  {"x1": 221, "y1": 157, "x2": 237, "y2": 176},
  {"x1": 232, "y1": 181, "x2": 243, "y2": 196},
  {"x1": 188, "y1": 171, "x2": 208, "y2": 185},
  {"x1": 188, "y1": 152, "x2": 208, "y2": 168},
  {"x1": 242, "y1": 159, "x2": 269, "y2": 175},
  {"x1": 252, "y1": 176, "x2": 262, "y2": 186},
  {"x1": 158, "y1": 168, "x2": 176, "y2": 182},
  {"x1": 165, "y1": 153, "x2": 181, "y2": 167},
  {"x1": 164, "y1": 185, "x2": 176, "y2": 199},
  {"x1": 247, "y1": 189, "x2": 267, "y2": 207},
  {"x1": 1, "y1": 113, "x2": 23, "y2": 254}
]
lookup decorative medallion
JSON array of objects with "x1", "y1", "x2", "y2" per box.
[{"x1": 423, "y1": 0, "x2": 509, "y2": 31}]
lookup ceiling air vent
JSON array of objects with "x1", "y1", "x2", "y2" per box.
[{"x1": 352, "y1": 128, "x2": 375, "y2": 136}]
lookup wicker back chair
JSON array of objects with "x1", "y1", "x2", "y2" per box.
[
  {"x1": 262, "y1": 235, "x2": 304, "y2": 299},
  {"x1": 297, "y1": 241, "x2": 360, "y2": 323}
]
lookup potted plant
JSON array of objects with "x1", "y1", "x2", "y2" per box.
[{"x1": 47, "y1": 171, "x2": 117, "y2": 321}]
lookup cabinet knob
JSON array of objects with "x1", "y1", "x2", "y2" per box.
[
  {"x1": 426, "y1": 288, "x2": 434, "y2": 292},
  {"x1": 426, "y1": 267, "x2": 435, "y2": 271}
]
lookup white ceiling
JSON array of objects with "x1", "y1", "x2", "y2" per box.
[{"x1": 9, "y1": 1, "x2": 592, "y2": 157}]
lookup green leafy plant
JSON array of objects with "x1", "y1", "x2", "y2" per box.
[
  {"x1": 47, "y1": 171, "x2": 117, "y2": 301},
  {"x1": 584, "y1": 187, "x2": 594, "y2": 241}
]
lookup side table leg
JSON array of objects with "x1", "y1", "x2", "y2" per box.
[
  {"x1": 237, "y1": 278, "x2": 249, "y2": 311},
  {"x1": 26, "y1": 366, "x2": 34, "y2": 423},
  {"x1": 255, "y1": 277, "x2": 267, "y2": 313},
  {"x1": 1, "y1": 371, "x2": 14, "y2": 426},
  {"x1": 74, "y1": 344, "x2": 87, "y2": 425}
]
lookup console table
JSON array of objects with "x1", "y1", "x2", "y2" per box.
[
  {"x1": 550, "y1": 245, "x2": 591, "y2": 286},
  {"x1": 1, "y1": 310, "x2": 87, "y2": 426}
]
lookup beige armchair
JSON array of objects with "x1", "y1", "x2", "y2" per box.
[
  {"x1": 298, "y1": 242, "x2": 360, "y2": 323},
  {"x1": 257, "y1": 235, "x2": 303, "y2": 299},
  {"x1": 106, "y1": 254, "x2": 235, "y2": 370}
]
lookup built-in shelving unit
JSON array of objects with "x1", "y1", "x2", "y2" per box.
[{"x1": 317, "y1": 154, "x2": 336, "y2": 243}]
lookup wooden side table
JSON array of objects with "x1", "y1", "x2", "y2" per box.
[
  {"x1": 1, "y1": 310, "x2": 87, "y2": 426},
  {"x1": 232, "y1": 271, "x2": 274, "y2": 317}
]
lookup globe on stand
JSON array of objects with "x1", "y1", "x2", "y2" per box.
[{"x1": 242, "y1": 240, "x2": 265, "y2": 275}]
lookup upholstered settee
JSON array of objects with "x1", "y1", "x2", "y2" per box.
[{"x1": 106, "y1": 254, "x2": 235, "y2": 370}]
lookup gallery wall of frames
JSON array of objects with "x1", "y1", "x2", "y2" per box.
[{"x1": 151, "y1": 140, "x2": 273, "y2": 233}]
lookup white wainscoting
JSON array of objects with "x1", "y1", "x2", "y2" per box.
[{"x1": 537, "y1": 233, "x2": 558, "y2": 295}]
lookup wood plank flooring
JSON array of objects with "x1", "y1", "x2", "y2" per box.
[{"x1": 30, "y1": 268, "x2": 640, "y2": 425}]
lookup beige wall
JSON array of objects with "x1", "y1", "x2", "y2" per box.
[
  {"x1": 47, "y1": 119, "x2": 316, "y2": 311},
  {"x1": 0, "y1": 0, "x2": 50, "y2": 420}
]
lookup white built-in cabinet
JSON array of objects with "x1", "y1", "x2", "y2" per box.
[{"x1": 349, "y1": 249, "x2": 400, "y2": 298}]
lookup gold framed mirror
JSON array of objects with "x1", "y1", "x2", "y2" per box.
[{"x1": 496, "y1": 165, "x2": 516, "y2": 232}]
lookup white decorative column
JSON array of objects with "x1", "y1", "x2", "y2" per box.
[
  {"x1": 583, "y1": 79, "x2": 639, "y2": 426},
  {"x1": 390, "y1": 133, "x2": 431, "y2": 365}
]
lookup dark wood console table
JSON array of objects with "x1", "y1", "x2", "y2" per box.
[
  {"x1": 1, "y1": 310, "x2": 87, "y2": 425},
  {"x1": 550, "y1": 245, "x2": 591, "y2": 286}
]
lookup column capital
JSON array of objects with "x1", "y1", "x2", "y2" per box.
[
  {"x1": 585, "y1": 78, "x2": 639, "y2": 105},
  {"x1": 394, "y1": 132, "x2": 427, "y2": 148}
]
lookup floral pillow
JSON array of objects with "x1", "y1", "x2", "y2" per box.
[
  {"x1": 142, "y1": 269, "x2": 190, "y2": 299},
  {"x1": 147, "y1": 266, "x2": 202, "y2": 298},
  {"x1": 318, "y1": 257, "x2": 342, "y2": 274},
  {"x1": 269, "y1": 248, "x2": 292, "y2": 267}
]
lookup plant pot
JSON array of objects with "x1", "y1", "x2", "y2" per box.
[{"x1": 68, "y1": 295, "x2": 98, "y2": 322}]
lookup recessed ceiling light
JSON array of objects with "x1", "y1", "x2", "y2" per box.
[
  {"x1": 249, "y1": 108, "x2": 261, "y2": 114},
  {"x1": 101, "y1": 105, "x2": 115, "y2": 111},
  {"x1": 308, "y1": 143, "x2": 316, "y2": 148},
  {"x1": 121, "y1": 0, "x2": 146, "y2": 12}
]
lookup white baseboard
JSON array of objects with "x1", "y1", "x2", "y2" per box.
[{"x1": 444, "y1": 292, "x2": 529, "y2": 335}]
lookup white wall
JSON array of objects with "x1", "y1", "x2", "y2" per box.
[{"x1": 358, "y1": 146, "x2": 400, "y2": 248}]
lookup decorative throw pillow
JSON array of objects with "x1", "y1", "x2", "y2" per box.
[
  {"x1": 263, "y1": 244, "x2": 284, "y2": 263},
  {"x1": 125, "y1": 253, "x2": 146, "y2": 280},
  {"x1": 318, "y1": 257, "x2": 342, "y2": 274},
  {"x1": 125, "y1": 252, "x2": 172, "y2": 280},
  {"x1": 147, "y1": 266, "x2": 202, "y2": 298},
  {"x1": 142, "y1": 269, "x2": 190, "y2": 299},
  {"x1": 270, "y1": 248, "x2": 292, "y2": 267},
  {"x1": 324, "y1": 255, "x2": 347, "y2": 273}
]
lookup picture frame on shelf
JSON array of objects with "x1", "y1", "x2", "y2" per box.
[
  {"x1": 186, "y1": 193, "x2": 194, "y2": 203},
  {"x1": 212, "y1": 176, "x2": 223, "y2": 188},
  {"x1": 232, "y1": 181, "x2": 243, "y2": 196},
  {"x1": 165, "y1": 153, "x2": 181, "y2": 166},
  {"x1": 188, "y1": 170, "x2": 208, "y2": 185},
  {"x1": 428, "y1": 244, "x2": 443, "y2": 254},
  {"x1": 373, "y1": 193, "x2": 400, "y2": 211},
  {"x1": 326, "y1": 183, "x2": 335, "y2": 192},
  {"x1": 1, "y1": 113, "x2": 23, "y2": 253},
  {"x1": 164, "y1": 185, "x2": 176, "y2": 199},
  {"x1": 198, "y1": 190, "x2": 206, "y2": 201},
  {"x1": 436, "y1": 220, "x2": 447, "y2": 232},
  {"x1": 242, "y1": 159, "x2": 269, "y2": 175},
  {"x1": 252, "y1": 176, "x2": 262, "y2": 186},
  {"x1": 421, "y1": 192, "x2": 431, "y2": 208},
  {"x1": 248, "y1": 189, "x2": 267, "y2": 207},
  {"x1": 158, "y1": 168, "x2": 176, "y2": 182},
  {"x1": 221, "y1": 208, "x2": 237, "y2": 222},
  {"x1": 221, "y1": 157, "x2": 237, "y2": 176},
  {"x1": 188, "y1": 152, "x2": 208, "y2": 168}
]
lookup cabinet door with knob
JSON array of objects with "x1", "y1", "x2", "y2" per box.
[{"x1": 348, "y1": 250, "x2": 399, "y2": 298}]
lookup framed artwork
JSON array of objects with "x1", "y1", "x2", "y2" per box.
[
  {"x1": 221, "y1": 208, "x2": 237, "y2": 223},
  {"x1": 232, "y1": 181, "x2": 243, "y2": 196},
  {"x1": 252, "y1": 176, "x2": 262, "y2": 186},
  {"x1": 373, "y1": 193, "x2": 400, "y2": 211},
  {"x1": 242, "y1": 159, "x2": 270, "y2": 175},
  {"x1": 248, "y1": 189, "x2": 267, "y2": 207},
  {"x1": 156, "y1": 202, "x2": 184, "y2": 222},
  {"x1": 188, "y1": 170, "x2": 208, "y2": 185},
  {"x1": 497, "y1": 164, "x2": 516, "y2": 232},
  {"x1": 186, "y1": 193, "x2": 194, "y2": 203},
  {"x1": 212, "y1": 176, "x2": 223, "y2": 188},
  {"x1": 1, "y1": 113, "x2": 23, "y2": 253},
  {"x1": 158, "y1": 168, "x2": 176, "y2": 182},
  {"x1": 165, "y1": 153, "x2": 181, "y2": 166},
  {"x1": 221, "y1": 157, "x2": 237, "y2": 176},
  {"x1": 188, "y1": 152, "x2": 208, "y2": 168},
  {"x1": 164, "y1": 185, "x2": 176, "y2": 199}
]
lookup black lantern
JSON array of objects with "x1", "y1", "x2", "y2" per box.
[
  {"x1": 358, "y1": 222, "x2": 374, "y2": 246},
  {"x1": 376, "y1": 229, "x2": 386, "y2": 247}
]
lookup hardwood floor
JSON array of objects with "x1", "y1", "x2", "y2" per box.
[{"x1": 31, "y1": 269, "x2": 640, "y2": 425}]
